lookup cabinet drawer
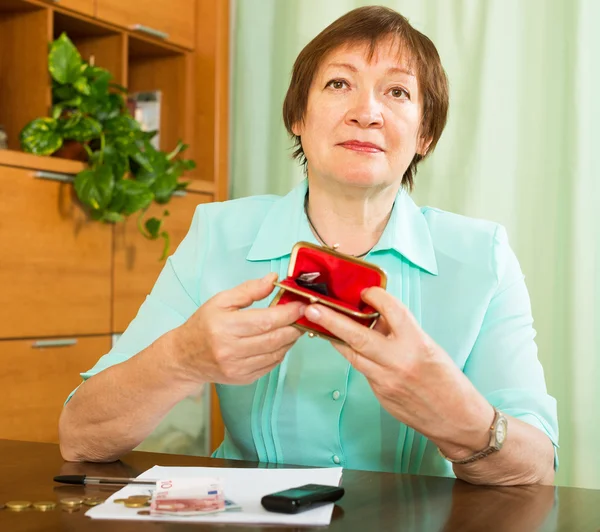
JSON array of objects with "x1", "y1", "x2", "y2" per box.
[
  {"x1": 96, "y1": 0, "x2": 195, "y2": 49},
  {"x1": 113, "y1": 191, "x2": 211, "y2": 333},
  {"x1": 0, "y1": 336, "x2": 110, "y2": 443},
  {"x1": 43, "y1": 0, "x2": 95, "y2": 17},
  {"x1": 0, "y1": 166, "x2": 112, "y2": 338}
]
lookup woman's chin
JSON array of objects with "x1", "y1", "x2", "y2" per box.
[{"x1": 327, "y1": 169, "x2": 394, "y2": 189}]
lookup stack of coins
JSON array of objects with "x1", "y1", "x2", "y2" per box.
[
  {"x1": 5, "y1": 501, "x2": 32, "y2": 512},
  {"x1": 114, "y1": 495, "x2": 151, "y2": 508},
  {"x1": 60, "y1": 497, "x2": 84, "y2": 513},
  {"x1": 2, "y1": 497, "x2": 106, "y2": 513},
  {"x1": 5, "y1": 501, "x2": 57, "y2": 512}
]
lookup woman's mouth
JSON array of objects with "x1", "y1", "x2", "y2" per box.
[{"x1": 338, "y1": 140, "x2": 384, "y2": 153}]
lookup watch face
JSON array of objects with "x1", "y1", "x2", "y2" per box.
[{"x1": 496, "y1": 418, "x2": 508, "y2": 445}]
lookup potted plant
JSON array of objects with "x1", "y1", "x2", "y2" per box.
[{"x1": 20, "y1": 33, "x2": 195, "y2": 259}]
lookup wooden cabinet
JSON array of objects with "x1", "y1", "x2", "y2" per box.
[
  {"x1": 96, "y1": 0, "x2": 195, "y2": 49},
  {"x1": 0, "y1": 166, "x2": 112, "y2": 339},
  {"x1": 0, "y1": 0, "x2": 228, "y2": 450},
  {"x1": 44, "y1": 0, "x2": 95, "y2": 17},
  {"x1": 113, "y1": 191, "x2": 211, "y2": 332},
  {"x1": 0, "y1": 335, "x2": 111, "y2": 443}
]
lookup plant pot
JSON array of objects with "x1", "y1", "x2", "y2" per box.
[{"x1": 52, "y1": 140, "x2": 88, "y2": 162}]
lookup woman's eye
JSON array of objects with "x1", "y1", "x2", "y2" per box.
[
  {"x1": 390, "y1": 87, "x2": 409, "y2": 99},
  {"x1": 326, "y1": 79, "x2": 347, "y2": 90}
]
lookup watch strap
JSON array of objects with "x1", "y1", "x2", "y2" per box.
[{"x1": 438, "y1": 408, "x2": 505, "y2": 465}]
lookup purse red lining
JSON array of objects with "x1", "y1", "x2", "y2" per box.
[{"x1": 275, "y1": 245, "x2": 385, "y2": 340}]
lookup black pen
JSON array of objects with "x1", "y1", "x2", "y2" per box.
[{"x1": 54, "y1": 474, "x2": 158, "y2": 486}]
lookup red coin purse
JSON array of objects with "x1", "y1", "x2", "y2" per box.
[{"x1": 270, "y1": 241, "x2": 387, "y2": 341}]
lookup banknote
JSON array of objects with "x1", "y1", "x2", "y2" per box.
[{"x1": 150, "y1": 477, "x2": 226, "y2": 516}]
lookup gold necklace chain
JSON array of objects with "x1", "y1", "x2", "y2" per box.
[{"x1": 303, "y1": 192, "x2": 373, "y2": 259}]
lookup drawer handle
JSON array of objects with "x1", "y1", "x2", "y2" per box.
[
  {"x1": 33, "y1": 171, "x2": 74, "y2": 183},
  {"x1": 32, "y1": 339, "x2": 78, "y2": 348},
  {"x1": 129, "y1": 24, "x2": 169, "y2": 40},
  {"x1": 172, "y1": 190, "x2": 187, "y2": 197}
]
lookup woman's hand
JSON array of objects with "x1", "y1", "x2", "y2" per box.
[
  {"x1": 173, "y1": 273, "x2": 305, "y2": 386},
  {"x1": 304, "y1": 287, "x2": 493, "y2": 455}
]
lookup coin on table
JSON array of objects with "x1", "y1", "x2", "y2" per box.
[
  {"x1": 113, "y1": 498, "x2": 127, "y2": 504},
  {"x1": 137, "y1": 510, "x2": 151, "y2": 516},
  {"x1": 83, "y1": 497, "x2": 105, "y2": 507},
  {"x1": 127, "y1": 496, "x2": 151, "y2": 501},
  {"x1": 33, "y1": 501, "x2": 56, "y2": 511},
  {"x1": 6, "y1": 501, "x2": 32, "y2": 511},
  {"x1": 60, "y1": 497, "x2": 84, "y2": 507},
  {"x1": 124, "y1": 501, "x2": 147, "y2": 508},
  {"x1": 62, "y1": 506, "x2": 80, "y2": 513}
]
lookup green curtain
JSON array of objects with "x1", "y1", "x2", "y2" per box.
[{"x1": 230, "y1": 0, "x2": 599, "y2": 489}]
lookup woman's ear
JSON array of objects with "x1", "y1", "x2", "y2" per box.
[
  {"x1": 292, "y1": 121, "x2": 303, "y2": 137},
  {"x1": 417, "y1": 136, "x2": 433, "y2": 156}
]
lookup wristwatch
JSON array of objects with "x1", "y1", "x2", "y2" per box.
[{"x1": 438, "y1": 408, "x2": 508, "y2": 465}]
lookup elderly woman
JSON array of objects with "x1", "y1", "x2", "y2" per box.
[{"x1": 59, "y1": 6, "x2": 558, "y2": 486}]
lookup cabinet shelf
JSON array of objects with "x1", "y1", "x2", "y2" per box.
[{"x1": 0, "y1": 149, "x2": 85, "y2": 174}]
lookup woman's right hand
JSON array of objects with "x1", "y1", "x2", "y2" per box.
[{"x1": 171, "y1": 273, "x2": 305, "y2": 385}]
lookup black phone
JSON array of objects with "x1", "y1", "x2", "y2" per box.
[{"x1": 261, "y1": 483, "x2": 345, "y2": 514}]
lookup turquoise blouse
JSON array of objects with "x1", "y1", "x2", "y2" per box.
[{"x1": 73, "y1": 179, "x2": 559, "y2": 477}]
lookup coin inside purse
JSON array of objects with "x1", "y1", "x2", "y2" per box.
[{"x1": 270, "y1": 241, "x2": 387, "y2": 341}]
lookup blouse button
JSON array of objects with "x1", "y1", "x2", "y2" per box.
[
  {"x1": 331, "y1": 390, "x2": 341, "y2": 401},
  {"x1": 332, "y1": 455, "x2": 341, "y2": 464}
]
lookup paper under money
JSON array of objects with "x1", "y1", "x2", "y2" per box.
[{"x1": 150, "y1": 478, "x2": 227, "y2": 516}]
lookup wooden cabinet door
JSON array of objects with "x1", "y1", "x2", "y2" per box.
[
  {"x1": 96, "y1": 0, "x2": 195, "y2": 49},
  {"x1": 0, "y1": 166, "x2": 112, "y2": 338},
  {"x1": 113, "y1": 191, "x2": 212, "y2": 332},
  {"x1": 0, "y1": 336, "x2": 110, "y2": 443},
  {"x1": 44, "y1": 0, "x2": 95, "y2": 17}
]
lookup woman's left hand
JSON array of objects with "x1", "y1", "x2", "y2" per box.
[{"x1": 304, "y1": 287, "x2": 494, "y2": 457}]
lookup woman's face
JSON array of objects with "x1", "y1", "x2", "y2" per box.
[{"x1": 293, "y1": 39, "x2": 430, "y2": 190}]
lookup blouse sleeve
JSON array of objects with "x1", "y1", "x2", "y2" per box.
[
  {"x1": 462, "y1": 225, "x2": 559, "y2": 470},
  {"x1": 65, "y1": 204, "x2": 209, "y2": 402}
]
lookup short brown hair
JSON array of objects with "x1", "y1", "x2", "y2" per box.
[{"x1": 282, "y1": 6, "x2": 449, "y2": 190}]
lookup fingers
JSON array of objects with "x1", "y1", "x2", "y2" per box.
[
  {"x1": 304, "y1": 304, "x2": 385, "y2": 362},
  {"x1": 229, "y1": 341, "x2": 298, "y2": 384},
  {"x1": 361, "y1": 287, "x2": 413, "y2": 334},
  {"x1": 239, "y1": 325, "x2": 303, "y2": 356},
  {"x1": 232, "y1": 302, "x2": 306, "y2": 337},
  {"x1": 372, "y1": 315, "x2": 392, "y2": 336},
  {"x1": 215, "y1": 273, "x2": 278, "y2": 310},
  {"x1": 332, "y1": 341, "x2": 380, "y2": 378}
]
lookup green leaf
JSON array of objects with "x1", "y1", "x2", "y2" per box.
[
  {"x1": 95, "y1": 93, "x2": 123, "y2": 122},
  {"x1": 63, "y1": 116, "x2": 102, "y2": 142},
  {"x1": 166, "y1": 140, "x2": 188, "y2": 160},
  {"x1": 105, "y1": 114, "x2": 141, "y2": 137},
  {"x1": 100, "y1": 211, "x2": 125, "y2": 223},
  {"x1": 151, "y1": 170, "x2": 178, "y2": 203},
  {"x1": 109, "y1": 179, "x2": 154, "y2": 215},
  {"x1": 87, "y1": 68, "x2": 112, "y2": 99},
  {"x1": 73, "y1": 76, "x2": 91, "y2": 95},
  {"x1": 145, "y1": 217, "x2": 162, "y2": 238},
  {"x1": 53, "y1": 83, "x2": 78, "y2": 102},
  {"x1": 109, "y1": 82, "x2": 128, "y2": 94},
  {"x1": 49, "y1": 33, "x2": 83, "y2": 85},
  {"x1": 74, "y1": 166, "x2": 114, "y2": 210},
  {"x1": 51, "y1": 105, "x2": 63, "y2": 120},
  {"x1": 102, "y1": 144, "x2": 128, "y2": 180},
  {"x1": 60, "y1": 111, "x2": 83, "y2": 131},
  {"x1": 19, "y1": 117, "x2": 63, "y2": 155}
]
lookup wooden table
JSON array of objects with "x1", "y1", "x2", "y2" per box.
[{"x1": 0, "y1": 439, "x2": 598, "y2": 531}]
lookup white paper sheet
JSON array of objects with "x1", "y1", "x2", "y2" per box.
[{"x1": 86, "y1": 465, "x2": 344, "y2": 526}]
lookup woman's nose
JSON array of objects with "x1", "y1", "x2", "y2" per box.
[{"x1": 345, "y1": 91, "x2": 383, "y2": 128}]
